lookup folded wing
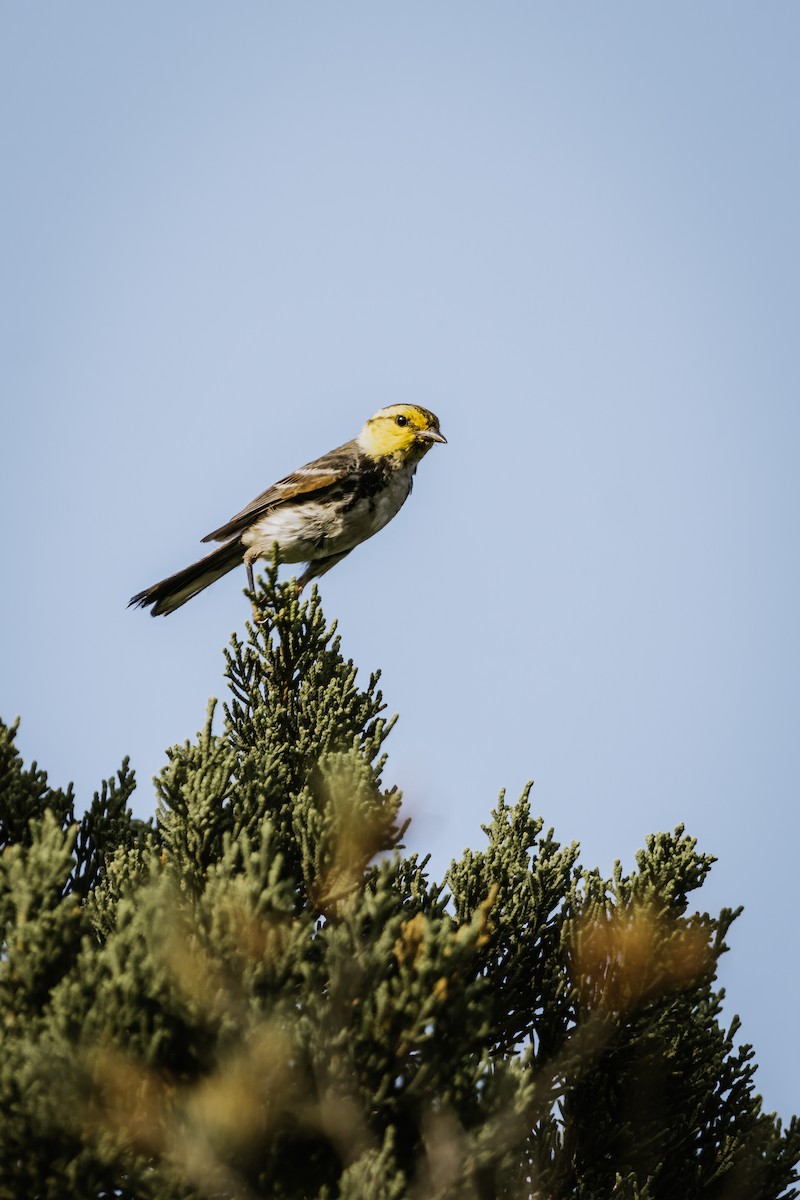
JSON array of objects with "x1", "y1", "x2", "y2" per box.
[{"x1": 201, "y1": 441, "x2": 356, "y2": 544}]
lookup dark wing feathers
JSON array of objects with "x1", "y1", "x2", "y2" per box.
[{"x1": 201, "y1": 440, "x2": 358, "y2": 544}]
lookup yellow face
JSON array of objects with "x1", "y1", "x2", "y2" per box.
[{"x1": 357, "y1": 404, "x2": 446, "y2": 460}]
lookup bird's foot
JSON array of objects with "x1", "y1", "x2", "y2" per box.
[{"x1": 251, "y1": 599, "x2": 268, "y2": 625}]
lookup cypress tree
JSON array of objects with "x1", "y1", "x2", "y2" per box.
[{"x1": 1, "y1": 569, "x2": 797, "y2": 1198}]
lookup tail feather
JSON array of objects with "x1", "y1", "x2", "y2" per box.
[{"x1": 129, "y1": 540, "x2": 244, "y2": 616}]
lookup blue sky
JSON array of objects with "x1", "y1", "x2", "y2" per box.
[{"x1": 2, "y1": 4, "x2": 798, "y2": 1119}]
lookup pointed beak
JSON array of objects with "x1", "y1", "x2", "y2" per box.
[{"x1": 417, "y1": 429, "x2": 447, "y2": 445}]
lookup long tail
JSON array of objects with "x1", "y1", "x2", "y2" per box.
[{"x1": 129, "y1": 539, "x2": 244, "y2": 616}]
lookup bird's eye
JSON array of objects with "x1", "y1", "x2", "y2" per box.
[{"x1": 395, "y1": 414, "x2": 408, "y2": 427}]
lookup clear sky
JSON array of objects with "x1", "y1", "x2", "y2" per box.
[{"x1": 2, "y1": 3, "x2": 798, "y2": 1120}]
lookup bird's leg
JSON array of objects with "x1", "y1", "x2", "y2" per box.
[
  {"x1": 244, "y1": 552, "x2": 265, "y2": 623},
  {"x1": 297, "y1": 550, "x2": 353, "y2": 591}
]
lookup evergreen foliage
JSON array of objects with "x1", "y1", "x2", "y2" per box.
[{"x1": 1, "y1": 571, "x2": 798, "y2": 1199}]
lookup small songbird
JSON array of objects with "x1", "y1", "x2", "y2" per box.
[{"x1": 129, "y1": 404, "x2": 446, "y2": 616}]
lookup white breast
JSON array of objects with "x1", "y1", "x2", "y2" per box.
[{"x1": 242, "y1": 461, "x2": 416, "y2": 565}]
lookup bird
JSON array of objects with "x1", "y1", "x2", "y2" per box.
[{"x1": 129, "y1": 403, "x2": 446, "y2": 616}]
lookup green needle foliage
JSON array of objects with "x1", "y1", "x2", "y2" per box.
[{"x1": 1, "y1": 570, "x2": 798, "y2": 1199}]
